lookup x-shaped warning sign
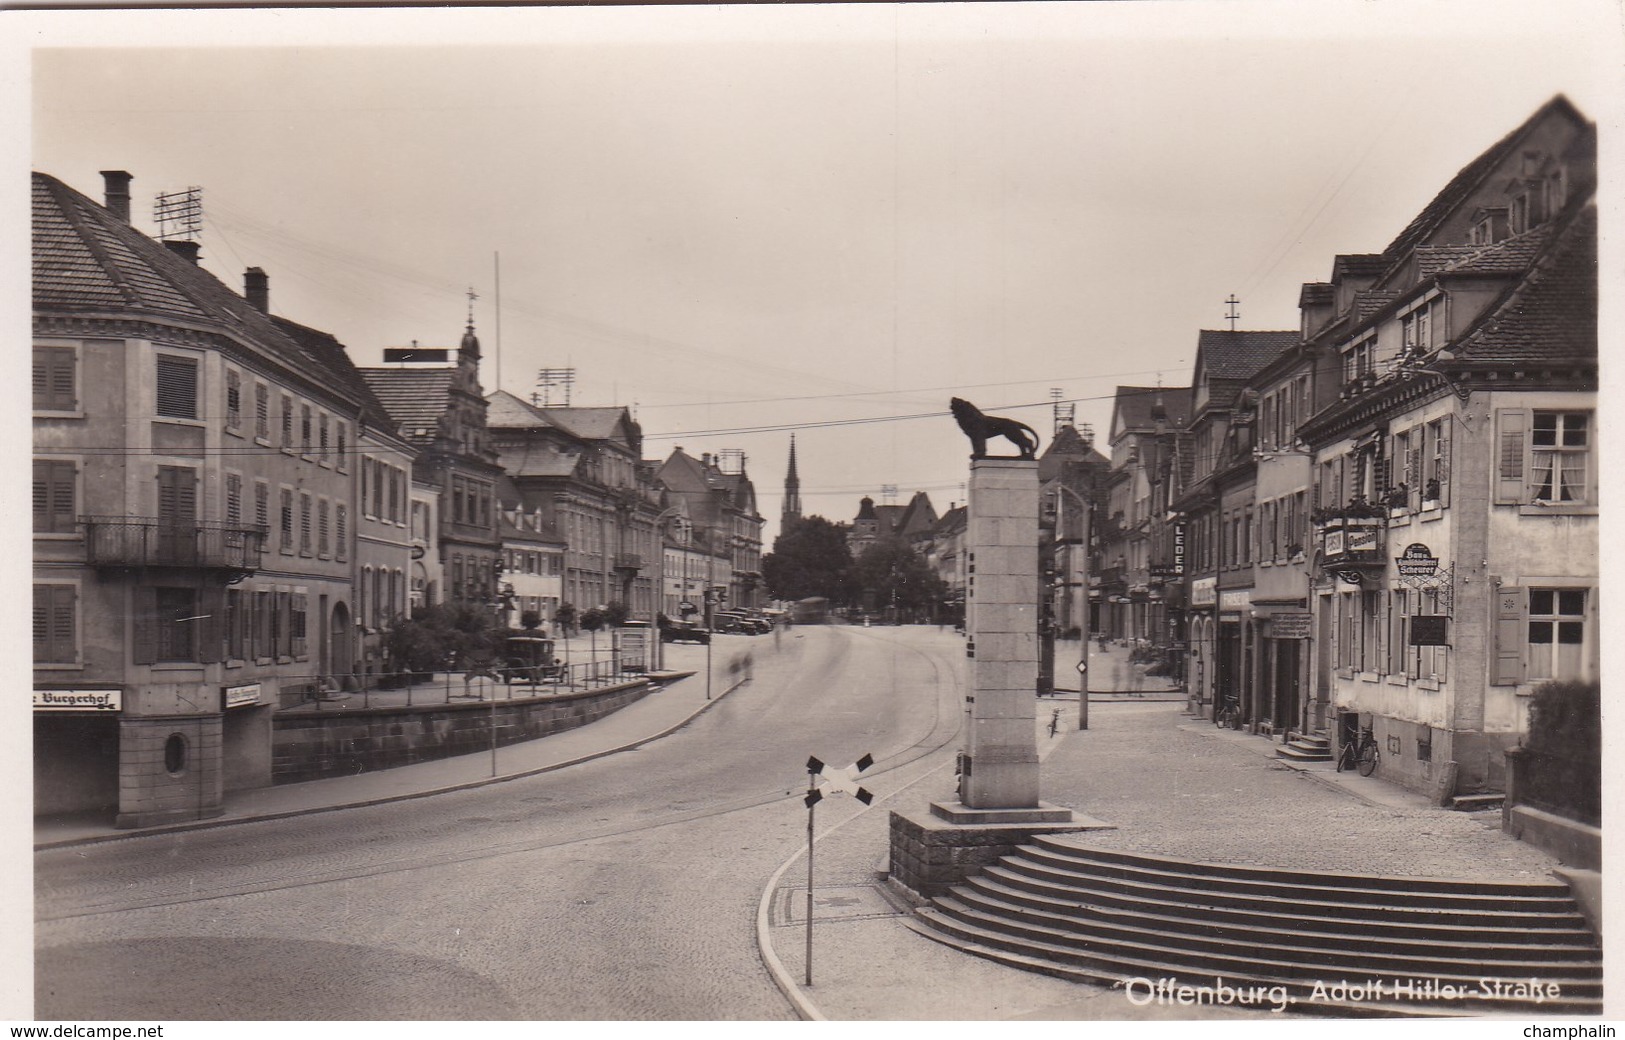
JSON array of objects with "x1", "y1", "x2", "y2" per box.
[{"x1": 804, "y1": 753, "x2": 874, "y2": 807}]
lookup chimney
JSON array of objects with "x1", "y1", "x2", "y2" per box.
[
  {"x1": 164, "y1": 240, "x2": 202, "y2": 265},
  {"x1": 100, "y1": 170, "x2": 132, "y2": 223},
  {"x1": 244, "y1": 267, "x2": 269, "y2": 312}
]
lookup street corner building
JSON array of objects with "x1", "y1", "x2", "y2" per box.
[
  {"x1": 32, "y1": 170, "x2": 412, "y2": 828},
  {"x1": 1103, "y1": 96, "x2": 1597, "y2": 817}
]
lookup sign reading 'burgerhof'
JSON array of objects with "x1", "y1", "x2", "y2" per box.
[{"x1": 34, "y1": 689, "x2": 121, "y2": 712}]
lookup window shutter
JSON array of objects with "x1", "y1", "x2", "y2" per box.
[
  {"x1": 198, "y1": 587, "x2": 225, "y2": 664},
  {"x1": 155, "y1": 356, "x2": 198, "y2": 420},
  {"x1": 1495, "y1": 410, "x2": 1529, "y2": 504},
  {"x1": 33, "y1": 348, "x2": 77, "y2": 410},
  {"x1": 1491, "y1": 583, "x2": 1526, "y2": 686},
  {"x1": 32, "y1": 586, "x2": 49, "y2": 661},
  {"x1": 1438, "y1": 421, "x2": 1452, "y2": 507},
  {"x1": 132, "y1": 586, "x2": 158, "y2": 665},
  {"x1": 1405, "y1": 436, "x2": 1421, "y2": 508}
]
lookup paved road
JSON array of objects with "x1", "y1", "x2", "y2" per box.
[{"x1": 35, "y1": 626, "x2": 965, "y2": 1020}]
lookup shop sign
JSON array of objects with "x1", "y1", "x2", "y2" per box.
[
  {"x1": 1271, "y1": 613, "x2": 1313, "y2": 639},
  {"x1": 34, "y1": 689, "x2": 121, "y2": 712},
  {"x1": 1396, "y1": 543, "x2": 1440, "y2": 578},
  {"x1": 1219, "y1": 589, "x2": 1252, "y2": 612},
  {"x1": 1191, "y1": 577, "x2": 1217, "y2": 607},
  {"x1": 1409, "y1": 615, "x2": 1450, "y2": 646},
  {"x1": 223, "y1": 683, "x2": 262, "y2": 710}
]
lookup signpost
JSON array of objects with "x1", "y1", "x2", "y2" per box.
[{"x1": 802, "y1": 753, "x2": 874, "y2": 985}]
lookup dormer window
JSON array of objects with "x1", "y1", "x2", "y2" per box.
[
  {"x1": 1469, "y1": 207, "x2": 1508, "y2": 246},
  {"x1": 1342, "y1": 336, "x2": 1376, "y2": 384},
  {"x1": 1509, "y1": 193, "x2": 1530, "y2": 235}
]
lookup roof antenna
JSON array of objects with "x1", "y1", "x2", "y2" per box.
[{"x1": 1225, "y1": 294, "x2": 1241, "y2": 332}]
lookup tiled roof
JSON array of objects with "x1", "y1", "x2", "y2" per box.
[
  {"x1": 934, "y1": 504, "x2": 966, "y2": 536},
  {"x1": 359, "y1": 368, "x2": 455, "y2": 435},
  {"x1": 1352, "y1": 291, "x2": 1402, "y2": 323},
  {"x1": 33, "y1": 171, "x2": 362, "y2": 403},
  {"x1": 1195, "y1": 330, "x2": 1298, "y2": 381},
  {"x1": 537, "y1": 406, "x2": 635, "y2": 444},
  {"x1": 486, "y1": 389, "x2": 556, "y2": 430},
  {"x1": 1435, "y1": 225, "x2": 1556, "y2": 276},
  {"x1": 1112, "y1": 385, "x2": 1193, "y2": 431},
  {"x1": 497, "y1": 438, "x2": 582, "y2": 480},
  {"x1": 272, "y1": 317, "x2": 397, "y2": 434},
  {"x1": 1332, "y1": 254, "x2": 1389, "y2": 280},
  {"x1": 1449, "y1": 203, "x2": 1596, "y2": 366},
  {"x1": 1299, "y1": 282, "x2": 1334, "y2": 306},
  {"x1": 1382, "y1": 95, "x2": 1588, "y2": 258}
]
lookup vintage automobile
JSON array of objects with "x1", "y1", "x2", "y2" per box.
[
  {"x1": 500, "y1": 634, "x2": 563, "y2": 684},
  {"x1": 659, "y1": 619, "x2": 711, "y2": 645}
]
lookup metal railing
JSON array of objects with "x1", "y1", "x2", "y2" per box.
[{"x1": 81, "y1": 515, "x2": 267, "y2": 570}]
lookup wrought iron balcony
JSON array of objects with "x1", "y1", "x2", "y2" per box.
[{"x1": 80, "y1": 515, "x2": 267, "y2": 574}]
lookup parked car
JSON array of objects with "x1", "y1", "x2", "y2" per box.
[
  {"x1": 714, "y1": 610, "x2": 768, "y2": 634},
  {"x1": 500, "y1": 634, "x2": 562, "y2": 685},
  {"x1": 660, "y1": 619, "x2": 711, "y2": 645}
]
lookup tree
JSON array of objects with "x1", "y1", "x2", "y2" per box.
[
  {"x1": 579, "y1": 606, "x2": 607, "y2": 664},
  {"x1": 762, "y1": 515, "x2": 854, "y2": 605},
  {"x1": 553, "y1": 602, "x2": 577, "y2": 637},
  {"x1": 603, "y1": 601, "x2": 630, "y2": 628},
  {"x1": 853, "y1": 537, "x2": 948, "y2": 622},
  {"x1": 520, "y1": 609, "x2": 543, "y2": 631},
  {"x1": 381, "y1": 602, "x2": 499, "y2": 677}
]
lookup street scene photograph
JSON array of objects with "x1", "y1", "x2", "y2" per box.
[{"x1": 11, "y1": 0, "x2": 1617, "y2": 1029}]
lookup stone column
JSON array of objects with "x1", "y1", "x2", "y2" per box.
[
  {"x1": 888, "y1": 457, "x2": 1102, "y2": 899},
  {"x1": 962, "y1": 458, "x2": 1041, "y2": 808}
]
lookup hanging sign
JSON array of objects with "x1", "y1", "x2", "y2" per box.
[
  {"x1": 1410, "y1": 615, "x2": 1450, "y2": 645},
  {"x1": 1396, "y1": 543, "x2": 1441, "y2": 578}
]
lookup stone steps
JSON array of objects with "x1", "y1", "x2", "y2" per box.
[{"x1": 910, "y1": 839, "x2": 1603, "y2": 1015}]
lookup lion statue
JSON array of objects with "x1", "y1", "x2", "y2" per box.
[{"x1": 950, "y1": 397, "x2": 1040, "y2": 460}]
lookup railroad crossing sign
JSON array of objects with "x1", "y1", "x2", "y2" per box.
[
  {"x1": 802, "y1": 751, "x2": 875, "y2": 986},
  {"x1": 804, "y1": 754, "x2": 874, "y2": 807}
]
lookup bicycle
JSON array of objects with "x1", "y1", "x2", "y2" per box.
[
  {"x1": 1213, "y1": 697, "x2": 1241, "y2": 729},
  {"x1": 1048, "y1": 707, "x2": 1062, "y2": 737},
  {"x1": 1337, "y1": 724, "x2": 1380, "y2": 776}
]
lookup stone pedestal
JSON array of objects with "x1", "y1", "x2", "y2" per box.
[
  {"x1": 962, "y1": 458, "x2": 1045, "y2": 809},
  {"x1": 889, "y1": 805, "x2": 1112, "y2": 898},
  {"x1": 889, "y1": 456, "x2": 1095, "y2": 898}
]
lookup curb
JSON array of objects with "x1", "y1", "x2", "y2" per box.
[{"x1": 35, "y1": 673, "x2": 749, "y2": 851}]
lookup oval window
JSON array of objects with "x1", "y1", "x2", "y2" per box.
[{"x1": 163, "y1": 733, "x2": 187, "y2": 775}]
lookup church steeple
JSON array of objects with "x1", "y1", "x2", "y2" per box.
[
  {"x1": 782, "y1": 434, "x2": 802, "y2": 524},
  {"x1": 459, "y1": 286, "x2": 482, "y2": 363}
]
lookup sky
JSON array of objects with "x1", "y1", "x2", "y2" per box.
[{"x1": 11, "y1": 1, "x2": 1623, "y2": 551}]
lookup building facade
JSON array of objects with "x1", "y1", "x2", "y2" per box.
[
  {"x1": 33, "y1": 171, "x2": 383, "y2": 825},
  {"x1": 1296, "y1": 96, "x2": 1596, "y2": 799}
]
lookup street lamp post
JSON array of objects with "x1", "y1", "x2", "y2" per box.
[
  {"x1": 651, "y1": 506, "x2": 682, "y2": 671},
  {"x1": 1050, "y1": 480, "x2": 1092, "y2": 730}
]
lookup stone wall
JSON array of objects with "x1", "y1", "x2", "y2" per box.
[
  {"x1": 272, "y1": 681, "x2": 654, "y2": 784},
  {"x1": 889, "y1": 808, "x2": 1083, "y2": 899}
]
